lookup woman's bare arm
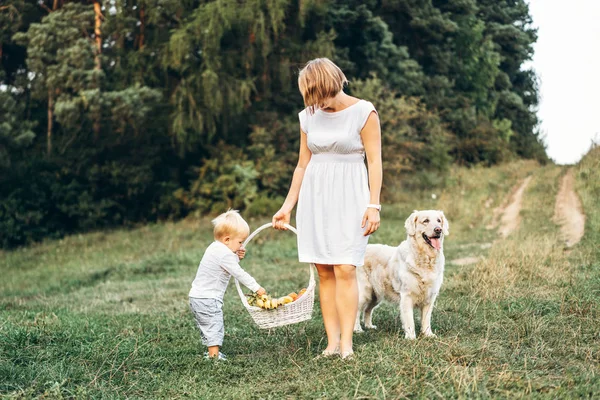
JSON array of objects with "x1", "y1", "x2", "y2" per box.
[{"x1": 360, "y1": 111, "x2": 382, "y2": 235}]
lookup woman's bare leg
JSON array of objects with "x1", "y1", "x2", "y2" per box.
[
  {"x1": 316, "y1": 264, "x2": 340, "y2": 351},
  {"x1": 334, "y1": 264, "x2": 358, "y2": 355}
]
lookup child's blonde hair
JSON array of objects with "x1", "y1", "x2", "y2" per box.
[
  {"x1": 298, "y1": 57, "x2": 348, "y2": 114},
  {"x1": 212, "y1": 210, "x2": 250, "y2": 240}
]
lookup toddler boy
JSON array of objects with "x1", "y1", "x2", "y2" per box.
[{"x1": 189, "y1": 210, "x2": 266, "y2": 360}]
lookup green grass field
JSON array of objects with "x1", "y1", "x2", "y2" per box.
[{"x1": 1, "y1": 152, "x2": 599, "y2": 399}]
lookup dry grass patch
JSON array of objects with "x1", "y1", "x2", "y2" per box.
[
  {"x1": 466, "y1": 235, "x2": 571, "y2": 301},
  {"x1": 436, "y1": 160, "x2": 538, "y2": 238}
]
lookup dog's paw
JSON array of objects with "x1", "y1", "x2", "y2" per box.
[
  {"x1": 404, "y1": 333, "x2": 417, "y2": 340},
  {"x1": 354, "y1": 327, "x2": 364, "y2": 333},
  {"x1": 365, "y1": 324, "x2": 377, "y2": 330},
  {"x1": 422, "y1": 331, "x2": 437, "y2": 338}
]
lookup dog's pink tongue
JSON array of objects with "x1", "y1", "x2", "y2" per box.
[{"x1": 430, "y1": 238, "x2": 442, "y2": 251}]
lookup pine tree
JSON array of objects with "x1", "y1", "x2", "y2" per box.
[
  {"x1": 14, "y1": 3, "x2": 95, "y2": 155},
  {"x1": 15, "y1": 2, "x2": 161, "y2": 155}
]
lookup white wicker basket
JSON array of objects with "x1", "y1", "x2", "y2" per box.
[{"x1": 235, "y1": 222, "x2": 316, "y2": 329}]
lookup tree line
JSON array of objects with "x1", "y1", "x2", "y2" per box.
[{"x1": 0, "y1": 0, "x2": 547, "y2": 248}]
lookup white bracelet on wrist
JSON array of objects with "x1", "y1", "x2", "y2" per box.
[{"x1": 367, "y1": 204, "x2": 381, "y2": 211}]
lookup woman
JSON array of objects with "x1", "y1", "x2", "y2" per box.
[{"x1": 272, "y1": 58, "x2": 382, "y2": 359}]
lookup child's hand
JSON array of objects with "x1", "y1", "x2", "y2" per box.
[
  {"x1": 256, "y1": 287, "x2": 266, "y2": 296},
  {"x1": 237, "y1": 248, "x2": 246, "y2": 260}
]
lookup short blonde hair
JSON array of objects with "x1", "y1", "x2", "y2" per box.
[
  {"x1": 212, "y1": 210, "x2": 250, "y2": 240},
  {"x1": 298, "y1": 58, "x2": 348, "y2": 113}
]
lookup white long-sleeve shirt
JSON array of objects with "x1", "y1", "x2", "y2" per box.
[{"x1": 189, "y1": 241, "x2": 261, "y2": 300}]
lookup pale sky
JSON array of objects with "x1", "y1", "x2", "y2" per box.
[{"x1": 527, "y1": 0, "x2": 600, "y2": 164}]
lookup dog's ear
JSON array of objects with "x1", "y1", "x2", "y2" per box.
[
  {"x1": 405, "y1": 210, "x2": 418, "y2": 236},
  {"x1": 439, "y1": 211, "x2": 450, "y2": 235}
]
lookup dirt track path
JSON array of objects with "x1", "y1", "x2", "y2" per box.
[
  {"x1": 554, "y1": 169, "x2": 586, "y2": 247},
  {"x1": 497, "y1": 176, "x2": 532, "y2": 238},
  {"x1": 452, "y1": 177, "x2": 532, "y2": 265}
]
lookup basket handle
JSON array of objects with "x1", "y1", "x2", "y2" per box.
[
  {"x1": 235, "y1": 223, "x2": 315, "y2": 307},
  {"x1": 242, "y1": 222, "x2": 297, "y2": 247}
]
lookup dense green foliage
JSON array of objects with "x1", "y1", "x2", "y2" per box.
[{"x1": 0, "y1": 0, "x2": 546, "y2": 247}]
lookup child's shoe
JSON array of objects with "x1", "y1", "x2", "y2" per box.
[{"x1": 204, "y1": 351, "x2": 227, "y2": 361}]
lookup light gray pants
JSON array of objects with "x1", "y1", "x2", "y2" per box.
[{"x1": 189, "y1": 297, "x2": 224, "y2": 347}]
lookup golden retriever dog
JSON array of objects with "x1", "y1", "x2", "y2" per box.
[{"x1": 354, "y1": 210, "x2": 449, "y2": 339}]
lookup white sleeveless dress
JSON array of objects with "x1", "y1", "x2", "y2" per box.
[{"x1": 296, "y1": 99, "x2": 377, "y2": 267}]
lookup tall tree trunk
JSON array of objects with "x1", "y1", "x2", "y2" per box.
[
  {"x1": 139, "y1": 6, "x2": 145, "y2": 49},
  {"x1": 93, "y1": 1, "x2": 102, "y2": 70},
  {"x1": 93, "y1": 0, "x2": 102, "y2": 140},
  {"x1": 47, "y1": 88, "x2": 54, "y2": 156}
]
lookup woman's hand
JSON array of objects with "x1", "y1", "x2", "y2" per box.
[
  {"x1": 362, "y1": 208, "x2": 381, "y2": 236},
  {"x1": 272, "y1": 208, "x2": 291, "y2": 230}
]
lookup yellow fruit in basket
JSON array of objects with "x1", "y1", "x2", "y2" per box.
[
  {"x1": 288, "y1": 292, "x2": 298, "y2": 301},
  {"x1": 261, "y1": 294, "x2": 268, "y2": 301},
  {"x1": 299, "y1": 288, "x2": 307, "y2": 297},
  {"x1": 256, "y1": 298, "x2": 264, "y2": 308},
  {"x1": 272, "y1": 298, "x2": 279, "y2": 308},
  {"x1": 282, "y1": 296, "x2": 294, "y2": 304},
  {"x1": 264, "y1": 299, "x2": 271, "y2": 309}
]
